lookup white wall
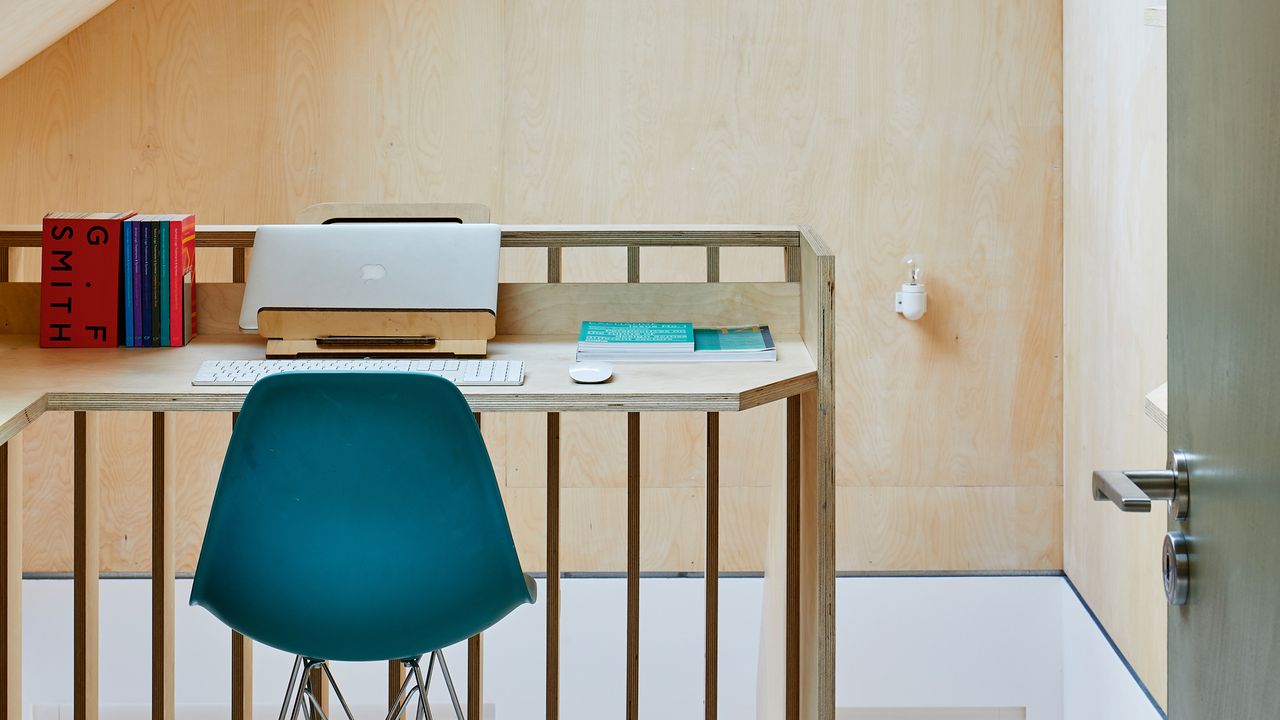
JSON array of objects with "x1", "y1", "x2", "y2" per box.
[{"x1": 22, "y1": 577, "x2": 1157, "y2": 719}]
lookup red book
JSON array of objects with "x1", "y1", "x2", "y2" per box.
[
  {"x1": 167, "y1": 214, "x2": 196, "y2": 345},
  {"x1": 39, "y1": 212, "x2": 134, "y2": 348}
]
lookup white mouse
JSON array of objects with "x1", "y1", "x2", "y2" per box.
[{"x1": 569, "y1": 361, "x2": 613, "y2": 384}]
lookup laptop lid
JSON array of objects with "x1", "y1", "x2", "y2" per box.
[{"x1": 239, "y1": 223, "x2": 500, "y2": 331}]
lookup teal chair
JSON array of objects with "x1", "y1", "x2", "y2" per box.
[{"x1": 191, "y1": 372, "x2": 535, "y2": 720}]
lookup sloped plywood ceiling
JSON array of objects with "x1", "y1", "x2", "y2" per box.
[{"x1": 0, "y1": 0, "x2": 116, "y2": 80}]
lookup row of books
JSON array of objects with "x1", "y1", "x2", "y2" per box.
[
  {"x1": 576, "y1": 321, "x2": 777, "y2": 362},
  {"x1": 39, "y1": 212, "x2": 196, "y2": 348}
]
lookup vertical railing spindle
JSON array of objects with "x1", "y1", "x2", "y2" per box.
[
  {"x1": 546, "y1": 412, "x2": 561, "y2": 720},
  {"x1": 627, "y1": 246, "x2": 640, "y2": 284},
  {"x1": 74, "y1": 412, "x2": 99, "y2": 720},
  {"x1": 232, "y1": 248, "x2": 246, "y2": 284},
  {"x1": 229, "y1": 413, "x2": 253, "y2": 720},
  {"x1": 704, "y1": 413, "x2": 719, "y2": 720},
  {"x1": 231, "y1": 635, "x2": 252, "y2": 720},
  {"x1": 387, "y1": 662, "x2": 404, "y2": 715},
  {"x1": 469, "y1": 412, "x2": 484, "y2": 718},
  {"x1": 785, "y1": 397, "x2": 801, "y2": 720},
  {"x1": 151, "y1": 414, "x2": 175, "y2": 720},
  {"x1": 783, "y1": 246, "x2": 801, "y2": 283},
  {"x1": 307, "y1": 666, "x2": 328, "y2": 716},
  {"x1": 547, "y1": 247, "x2": 562, "y2": 285},
  {"x1": 625, "y1": 242, "x2": 641, "y2": 719},
  {"x1": 546, "y1": 246, "x2": 562, "y2": 720},
  {"x1": 1, "y1": 439, "x2": 22, "y2": 720},
  {"x1": 704, "y1": 245, "x2": 720, "y2": 720},
  {"x1": 626, "y1": 412, "x2": 640, "y2": 720}
]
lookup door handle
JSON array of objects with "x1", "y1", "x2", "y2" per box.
[{"x1": 1092, "y1": 449, "x2": 1190, "y2": 520}]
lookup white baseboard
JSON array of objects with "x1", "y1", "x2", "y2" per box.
[
  {"x1": 838, "y1": 709, "x2": 1025, "y2": 720},
  {"x1": 31, "y1": 704, "x2": 496, "y2": 720}
]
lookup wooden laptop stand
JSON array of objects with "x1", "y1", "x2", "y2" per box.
[{"x1": 257, "y1": 308, "x2": 495, "y2": 357}]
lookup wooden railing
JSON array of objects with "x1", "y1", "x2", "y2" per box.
[{"x1": 0, "y1": 224, "x2": 834, "y2": 720}]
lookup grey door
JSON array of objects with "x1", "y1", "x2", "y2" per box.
[{"x1": 1168, "y1": 0, "x2": 1280, "y2": 717}]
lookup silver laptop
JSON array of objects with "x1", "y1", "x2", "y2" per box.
[{"x1": 239, "y1": 223, "x2": 501, "y2": 331}]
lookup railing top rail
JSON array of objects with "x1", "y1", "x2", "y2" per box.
[{"x1": 0, "y1": 224, "x2": 802, "y2": 249}]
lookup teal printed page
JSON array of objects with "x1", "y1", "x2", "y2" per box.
[
  {"x1": 578, "y1": 321, "x2": 694, "y2": 344},
  {"x1": 694, "y1": 325, "x2": 768, "y2": 351}
]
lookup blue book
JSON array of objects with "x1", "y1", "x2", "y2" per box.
[
  {"x1": 131, "y1": 219, "x2": 143, "y2": 346},
  {"x1": 122, "y1": 221, "x2": 133, "y2": 346}
]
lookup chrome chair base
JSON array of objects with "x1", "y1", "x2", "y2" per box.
[{"x1": 278, "y1": 652, "x2": 465, "y2": 720}]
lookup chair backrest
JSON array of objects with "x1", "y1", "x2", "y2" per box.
[{"x1": 190, "y1": 372, "x2": 534, "y2": 662}]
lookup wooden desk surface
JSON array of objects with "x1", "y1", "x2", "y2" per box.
[{"x1": 0, "y1": 333, "x2": 816, "y2": 444}]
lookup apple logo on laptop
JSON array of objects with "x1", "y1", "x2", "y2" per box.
[{"x1": 360, "y1": 264, "x2": 387, "y2": 282}]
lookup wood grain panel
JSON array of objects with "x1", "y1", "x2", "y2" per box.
[
  {"x1": 497, "y1": 485, "x2": 770, "y2": 574},
  {"x1": 172, "y1": 413, "x2": 230, "y2": 573},
  {"x1": 22, "y1": 412, "x2": 73, "y2": 571},
  {"x1": 1063, "y1": 0, "x2": 1169, "y2": 705},
  {"x1": 499, "y1": 0, "x2": 1063, "y2": 558},
  {"x1": 1, "y1": 0, "x2": 1062, "y2": 575},
  {"x1": 836, "y1": 485, "x2": 1062, "y2": 571}
]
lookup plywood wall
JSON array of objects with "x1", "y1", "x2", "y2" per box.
[
  {"x1": 1063, "y1": 0, "x2": 1168, "y2": 707},
  {"x1": 1, "y1": 0, "x2": 1063, "y2": 574}
]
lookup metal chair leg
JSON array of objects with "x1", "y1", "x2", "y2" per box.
[
  {"x1": 274, "y1": 654, "x2": 458, "y2": 720},
  {"x1": 279, "y1": 655, "x2": 305, "y2": 720},
  {"x1": 322, "y1": 662, "x2": 358, "y2": 720},
  {"x1": 435, "y1": 651, "x2": 465, "y2": 720},
  {"x1": 276, "y1": 657, "x2": 357, "y2": 720},
  {"x1": 289, "y1": 660, "x2": 319, "y2": 720},
  {"x1": 388, "y1": 666, "x2": 417, "y2": 720},
  {"x1": 411, "y1": 657, "x2": 436, "y2": 720}
]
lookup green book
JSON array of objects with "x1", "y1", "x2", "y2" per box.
[{"x1": 577, "y1": 321, "x2": 694, "y2": 351}]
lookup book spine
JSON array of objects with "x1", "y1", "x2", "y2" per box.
[
  {"x1": 150, "y1": 220, "x2": 161, "y2": 346},
  {"x1": 131, "y1": 220, "x2": 143, "y2": 346},
  {"x1": 168, "y1": 218, "x2": 181, "y2": 344},
  {"x1": 38, "y1": 217, "x2": 122, "y2": 347},
  {"x1": 160, "y1": 219, "x2": 171, "y2": 346},
  {"x1": 179, "y1": 215, "x2": 195, "y2": 343},
  {"x1": 122, "y1": 221, "x2": 133, "y2": 346},
  {"x1": 140, "y1": 221, "x2": 152, "y2": 346}
]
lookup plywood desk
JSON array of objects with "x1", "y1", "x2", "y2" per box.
[
  {"x1": 0, "y1": 224, "x2": 833, "y2": 720},
  {"x1": 0, "y1": 333, "x2": 816, "y2": 428}
]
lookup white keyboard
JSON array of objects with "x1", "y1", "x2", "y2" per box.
[{"x1": 192, "y1": 359, "x2": 525, "y2": 386}]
